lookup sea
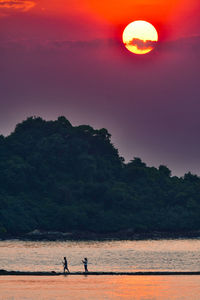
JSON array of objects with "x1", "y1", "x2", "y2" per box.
[{"x1": 1, "y1": 239, "x2": 200, "y2": 299}]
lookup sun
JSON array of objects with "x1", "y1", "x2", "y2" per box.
[{"x1": 122, "y1": 21, "x2": 158, "y2": 55}]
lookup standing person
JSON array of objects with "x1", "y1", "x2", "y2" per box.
[
  {"x1": 82, "y1": 257, "x2": 88, "y2": 273},
  {"x1": 63, "y1": 257, "x2": 70, "y2": 273}
]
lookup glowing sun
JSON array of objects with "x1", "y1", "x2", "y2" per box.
[{"x1": 122, "y1": 21, "x2": 158, "y2": 55}]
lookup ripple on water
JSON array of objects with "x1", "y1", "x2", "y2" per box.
[{"x1": 1, "y1": 239, "x2": 200, "y2": 272}]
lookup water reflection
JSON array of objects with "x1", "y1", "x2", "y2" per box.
[{"x1": 1, "y1": 275, "x2": 200, "y2": 300}]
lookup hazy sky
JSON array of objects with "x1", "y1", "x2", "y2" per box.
[{"x1": 0, "y1": 0, "x2": 200, "y2": 175}]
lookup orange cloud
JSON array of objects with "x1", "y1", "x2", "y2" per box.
[{"x1": 0, "y1": 0, "x2": 36, "y2": 11}]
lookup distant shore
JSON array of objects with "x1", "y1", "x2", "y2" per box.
[
  {"x1": 1, "y1": 229, "x2": 200, "y2": 241},
  {"x1": 1, "y1": 270, "x2": 200, "y2": 276}
]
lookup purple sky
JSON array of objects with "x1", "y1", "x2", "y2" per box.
[{"x1": 0, "y1": 0, "x2": 200, "y2": 176}]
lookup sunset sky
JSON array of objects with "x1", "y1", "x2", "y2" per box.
[{"x1": 0, "y1": 0, "x2": 200, "y2": 175}]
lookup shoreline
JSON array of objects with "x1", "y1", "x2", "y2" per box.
[
  {"x1": 1, "y1": 270, "x2": 200, "y2": 276},
  {"x1": 1, "y1": 230, "x2": 200, "y2": 241}
]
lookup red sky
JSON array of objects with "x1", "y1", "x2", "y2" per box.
[{"x1": 0, "y1": 0, "x2": 200, "y2": 175}]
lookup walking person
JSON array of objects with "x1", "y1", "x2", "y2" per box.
[
  {"x1": 82, "y1": 257, "x2": 88, "y2": 273},
  {"x1": 63, "y1": 257, "x2": 70, "y2": 273}
]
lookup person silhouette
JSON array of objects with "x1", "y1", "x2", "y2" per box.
[
  {"x1": 63, "y1": 257, "x2": 70, "y2": 273},
  {"x1": 82, "y1": 257, "x2": 88, "y2": 272}
]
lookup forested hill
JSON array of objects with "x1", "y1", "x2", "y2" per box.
[{"x1": 0, "y1": 116, "x2": 200, "y2": 237}]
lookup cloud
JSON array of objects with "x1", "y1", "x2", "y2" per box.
[
  {"x1": 0, "y1": 0, "x2": 36, "y2": 11},
  {"x1": 163, "y1": 35, "x2": 200, "y2": 51},
  {"x1": 124, "y1": 35, "x2": 200, "y2": 56},
  {"x1": 126, "y1": 38, "x2": 157, "y2": 50},
  {"x1": 49, "y1": 38, "x2": 118, "y2": 49},
  {"x1": 1, "y1": 35, "x2": 200, "y2": 58}
]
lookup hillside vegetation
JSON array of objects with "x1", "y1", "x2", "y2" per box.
[{"x1": 0, "y1": 116, "x2": 200, "y2": 237}]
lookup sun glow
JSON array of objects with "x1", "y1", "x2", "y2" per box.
[{"x1": 122, "y1": 21, "x2": 158, "y2": 55}]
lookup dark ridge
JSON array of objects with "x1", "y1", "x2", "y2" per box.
[{"x1": 1, "y1": 116, "x2": 200, "y2": 238}]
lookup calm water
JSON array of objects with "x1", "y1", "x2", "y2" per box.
[
  {"x1": 1, "y1": 275, "x2": 200, "y2": 300},
  {"x1": 1, "y1": 239, "x2": 200, "y2": 299},
  {"x1": 1, "y1": 239, "x2": 200, "y2": 272}
]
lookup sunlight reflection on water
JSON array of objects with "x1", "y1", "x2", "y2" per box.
[{"x1": 1, "y1": 275, "x2": 200, "y2": 300}]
